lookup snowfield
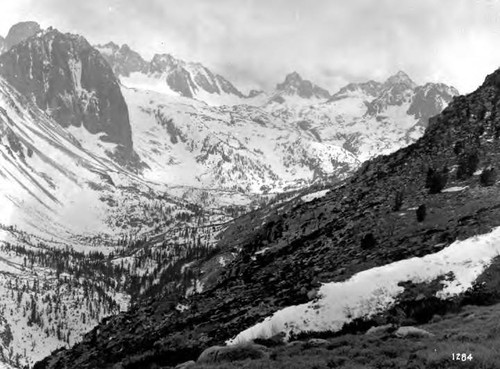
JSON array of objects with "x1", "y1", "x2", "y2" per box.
[{"x1": 227, "y1": 226, "x2": 500, "y2": 344}]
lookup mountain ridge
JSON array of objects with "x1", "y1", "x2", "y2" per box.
[{"x1": 96, "y1": 42, "x2": 245, "y2": 101}]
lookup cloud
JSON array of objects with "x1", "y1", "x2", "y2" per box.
[{"x1": 1, "y1": 0, "x2": 500, "y2": 93}]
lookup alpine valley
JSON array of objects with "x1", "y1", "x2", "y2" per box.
[{"x1": 3, "y1": 19, "x2": 500, "y2": 369}]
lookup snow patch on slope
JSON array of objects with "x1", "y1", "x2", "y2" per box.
[
  {"x1": 301, "y1": 189, "x2": 329, "y2": 203},
  {"x1": 227, "y1": 226, "x2": 500, "y2": 344}
]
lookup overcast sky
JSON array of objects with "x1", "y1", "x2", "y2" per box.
[{"x1": 1, "y1": 0, "x2": 500, "y2": 94}]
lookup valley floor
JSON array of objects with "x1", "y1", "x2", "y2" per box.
[{"x1": 187, "y1": 302, "x2": 500, "y2": 369}]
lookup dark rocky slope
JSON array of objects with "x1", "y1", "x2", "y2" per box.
[
  {"x1": 0, "y1": 27, "x2": 137, "y2": 165},
  {"x1": 35, "y1": 68, "x2": 500, "y2": 368}
]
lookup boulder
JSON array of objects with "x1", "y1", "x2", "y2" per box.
[
  {"x1": 286, "y1": 340, "x2": 305, "y2": 347},
  {"x1": 394, "y1": 326, "x2": 434, "y2": 338},
  {"x1": 365, "y1": 324, "x2": 395, "y2": 336},
  {"x1": 197, "y1": 344, "x2": 268, "y2": 364},
  {"x1": 306, "y1": 338, "x2": 330, "y2": 347},
  {"x1": 307, "y1": 289, "x2": 318, "y2": 300},
  {"x1": 175, "y1": 360, "x2": 196, "y2": 369}
]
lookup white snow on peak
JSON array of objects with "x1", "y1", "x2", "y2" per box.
[{"x1": 227, "y1": 226, "x2": 500, "y2": 344}]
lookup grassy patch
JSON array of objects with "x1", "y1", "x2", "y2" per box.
[{"x1": 184, "y1": 302, "x2": 500, "y2": 369}]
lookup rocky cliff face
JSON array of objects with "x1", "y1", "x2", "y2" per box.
[{"x1": 0, "y1": 28, "x2": 135, "y2": 163}]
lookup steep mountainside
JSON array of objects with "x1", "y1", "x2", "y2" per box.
[
  {"x1": 0, "y1": 26, "x2": 138, "y2": 166},
  {"x1": 96, "y1": 42, "x2": 244, "y2": 104},
  {"x1": 33, "y1": 66, "x2": 500, "y2": 368},
  {"x1": 0, "y1": 36, "x2": 5, "y2": 54}
]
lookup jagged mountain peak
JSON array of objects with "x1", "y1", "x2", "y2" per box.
[
  {"x1": 274, "y1": 71, "x2": 330, "y2": 100},
  {"x1": 280, "y1": 71, "x2": 303, "y2": 84},
  {"x1": 150, "y1": 52, "x2": 181, "y2": 71},
  {"x1": 384, "y1": 70, "x2": 417, "y2": 88},
  {"x1": 4, "y1": 21, "x2": 41, "y2": 50},
  {"x1": 96, "y1": 42, "x2": 244, "y2": 102}
]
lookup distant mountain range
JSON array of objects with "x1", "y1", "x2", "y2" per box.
[{"x1": 94, "y1": 40, "x2": 458, "y2": 191}]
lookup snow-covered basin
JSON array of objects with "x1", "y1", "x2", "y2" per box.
[{"x1": 227, "y1": 226, "x2": 500, "y2": 344}]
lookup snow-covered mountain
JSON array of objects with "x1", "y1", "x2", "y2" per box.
[
  {"x1": 0, "y1": 21, "x2": 461, "y2": 368},
  {"x1": 103, "y1": 42, "x2": 457, "y2": 192},
  {"x1": 256, "y1": 71, "x2": 458, "y2": 164},
  {"x1": 269, "y1": 71, "x2": 331, "y2": 102},
  {"x1": 95, "y1": 42, "x2": 245, "y2": 105}
]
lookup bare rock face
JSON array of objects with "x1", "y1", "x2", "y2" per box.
[
  {"x1": 5, "y1": 21, "x2": 41, "y2": 50},
  {"x1": 0, "y1": 28, "x2": 134, "y2": 160},
  {"x1": 275, "y1": 71, "x2": 331, "y2": 99}
]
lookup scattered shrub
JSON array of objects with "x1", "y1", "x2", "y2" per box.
[
  {"x1": 360, "y1": 233, "x2": 377, "y2": 250},
  {"x1": 428, "y1": 167, "x2": 448, "y2": 194},
  {"x1": 416, "y1": 204, "x2": 426, "y2": 222},
  {"x1": 453, "y1": 140, "x2": 464, "y2": 155},
  {"x1": 456, "y1": 150, "x2": 480, "y2": 179},
  {"x1": 393, "y1": 190, "x2": 404, "y2": 211},
  {"x1": 480, "y1": 167, "x2": 497, "y2": 187},
  {"x1": 425, "y1": 167, "x2": 435, "y2": 189}
]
